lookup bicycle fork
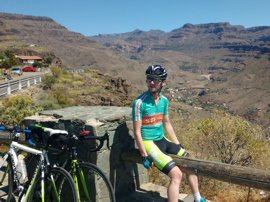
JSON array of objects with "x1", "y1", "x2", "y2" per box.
[{"x1": 71, "y1": 160, "x2": 91, "y2": 201}]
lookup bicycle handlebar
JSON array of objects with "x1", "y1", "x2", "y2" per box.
[
  {"x1": 0, "y1": 124, "x2": 31, "y2": 142},
  {"x1": 28, "y1": 124, "x2": 46, "y2": 132},
  {"x1": 79, "y1": 132, "x2": 110, "y2": 152},
  {"x1": 28, "y1": 124, "x2": 111, "y2": 152}
]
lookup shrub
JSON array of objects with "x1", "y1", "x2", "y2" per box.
[
  {"x1": 42, "y1": 74, "x2": 57, "y2": 89},
  {"x1": 0, "y1": 95, "x2": 39, "y2": 125},
  {"x1": 183, "y1": 110, "x2": 270, "y2": 168},
  {"x1": 33, "y1": 61, "x2": 42, "y2": 68},
  {"x1": 169, "y1": 109, "x2": 270, "y2": 200},
  {"x1": 51, "y1": 84, "x2": 74, "y2": 106},
  {"x1": 43, "y1": 54, "x2": 53, "y2": 65},
  {"x1": 0, "y1": 49, "x2": 19, "y2": 69},
  {"x1": 35, "y1": 93, "x2": 61, "y2": 110},
  {"x1": 51, "y1": 66, "x2": 62, "y2": 78}
]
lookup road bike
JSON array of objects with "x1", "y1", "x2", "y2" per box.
[
  {"x1": 29, "y1": 124, "x2": 116, "y2": 202},
  {"x1": 0, "y1": 125, "x2": 78, "y2": 202}
]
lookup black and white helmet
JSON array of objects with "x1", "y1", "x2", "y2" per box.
[{"x1": 145, "y1": 65, "x2": 167, "y2": 81}]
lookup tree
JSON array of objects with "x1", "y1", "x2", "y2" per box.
[
  {"x1": 33, "y1": 61, "x2": 42, "y2": 68},
  {"x1": 0, "y1": 49, "x2": 19, "y2": 69},
  {"x1": 4, "y1": 50, "x2": 18, "y2": 67},
  {"x1": 43, "y1": 53, "x2": 54, "y2": 65},
  {"x1": 0, "y1": 52, "x2": 5, "y2": 61}
]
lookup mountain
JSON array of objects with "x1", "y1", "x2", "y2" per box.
[
  {"x1": 1, "y1": 12, "x2": 270, "y2": 128},
  {"x1": 90, "y1": 22, "x2": 270, "y2": 71},
  {"x1": 0, "y1": 12, "x2": 145, "y2": 83},
  {"x1": 90, "y1": 23, "x2": 270, "y2": 128}
]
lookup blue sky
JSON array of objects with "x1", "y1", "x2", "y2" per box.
[{"x1": 0, "y1": 0, "x2": 270, "y2": 36}]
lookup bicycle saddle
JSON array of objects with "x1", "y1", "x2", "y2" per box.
[{"x1": 43, "y1": 128, "x2": 68, "y2": 136}]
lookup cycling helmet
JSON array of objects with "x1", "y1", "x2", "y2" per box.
[{"x1": 145, "y1": 65, "x2": 167, "y2": 81}]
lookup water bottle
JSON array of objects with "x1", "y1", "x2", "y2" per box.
[{"x1": 17, "y1": 154, "x2": 28, "y2": 184}]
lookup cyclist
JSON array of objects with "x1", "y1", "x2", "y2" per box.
[{"x1": 132, "y1": 65, "x2": 206, "y2": 202}]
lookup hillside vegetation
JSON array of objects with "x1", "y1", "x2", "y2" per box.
[
  {"x1": 149, "y1": 108, "x2": 270, "y2": 201},
  {"x1": 39, "y1": 67, "x2": 134, "y2": 108},
  {"x1": 0, "y1": 67, "x2": 135, "y2": 125}
]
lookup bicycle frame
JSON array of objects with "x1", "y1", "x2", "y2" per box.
[
  {"x1": 0, "y1": 141, "x2": 60, "y2": 202},
  {"x1": 70, "y1": 159, "x2": 91, "y2": 201},
  {"x1": 61, "y1": 144, "x2": 91, "y2": 202}
]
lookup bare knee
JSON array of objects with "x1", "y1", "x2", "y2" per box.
[{"x1": 168, "y1": 166, "x2": 182, "y2": 184}]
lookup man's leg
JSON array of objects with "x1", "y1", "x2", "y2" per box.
[
  {"x1": 165, "y1": 139, "x2": 205, "y2": 202},
  {"x1": 185, "y1": 171, "x2": 199, "y2": 193},
  {"x1": 167, "y1": 166, "x2": 182, "y2": 202},
  {"x1": 183, "y1": 168, "x2": 204, "y2": 202}
]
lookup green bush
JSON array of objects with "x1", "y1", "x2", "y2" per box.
[
  {"x1": 33, "y1": 61, "x2": 42, "y2": 68},
  {"x1": 35, "y1": 93, "x2": 61, "y2": 110},
  {"x1": 183, "y1": 110, "x2": 270, "y2": 168},
  {"x1": 0, "y1": 95, "x2": 39, "y2": 125},
  {"x1": 169, "y1": 109, "x2": 270, "y2": 200},
  {"x1": 51, "y1": 84, "x2": 74, "y2": 106},
  {"x1": 43, "y1": 54, "x2": 53, "y2": 65},
  {"x1": 0, "y1": 49, "x2": 19, "y2": 69},
  {"x1": 39, "y1": 99, "x2": 61, "y2": 110},
  {"x1": 51, "y1": 66, "x2": 62, "y2": 78},
  {"x1": 42, "y1": 74, "x2": 57, "y2": 89}
]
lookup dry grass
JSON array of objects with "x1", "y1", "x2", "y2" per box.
[{"x1": 166, "y1": 106, "x2": 270, "y2": 201}]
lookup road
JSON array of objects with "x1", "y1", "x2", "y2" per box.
[
  {"x1": 0, "y1": 72, "x2": 44, "y2": 85},
  {"x1": 0, "y1": 72, "x2": 45, "y2": 97}
]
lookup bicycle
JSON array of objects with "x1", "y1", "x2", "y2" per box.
[
  {"x1": 0, "y1": 125, "x2": 78, "y2": 202},
  {"x1": 29, "y1": 124, "x2": 116, "y2": 202}
]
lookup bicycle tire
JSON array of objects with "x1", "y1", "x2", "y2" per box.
[
  {"x1": 75, "y1": 162, "x2": 115, "y2": 202},
  {"x1": 32, "y1": 166, "x2": 78, "y2": 202},
  {"x1": 5, "y1": 156, "x2": 17, "y2": 202}
]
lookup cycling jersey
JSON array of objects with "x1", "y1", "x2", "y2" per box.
[{"x1": 132, "y1": 91, "x2": 169, "y2": 140}]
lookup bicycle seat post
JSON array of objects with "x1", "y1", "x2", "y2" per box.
[{"x1": 70, "y1": 135, "x2": 78, "y2": 159}]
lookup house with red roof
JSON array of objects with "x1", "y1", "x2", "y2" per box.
[{"x1": 16, "y1": 55, "x2": 43, "y2": 64}]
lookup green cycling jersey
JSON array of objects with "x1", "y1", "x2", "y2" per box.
[{"x1": 132, "y1": 91, "x2": 169, "y2": 140}]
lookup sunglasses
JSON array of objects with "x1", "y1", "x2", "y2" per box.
[{"x1": 146, "y1": 76, "x2": 162, "y2": 83}]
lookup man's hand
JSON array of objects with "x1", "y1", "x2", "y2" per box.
[{"x1": 142, "y1": 156, "x2": 153, "y2": 169}]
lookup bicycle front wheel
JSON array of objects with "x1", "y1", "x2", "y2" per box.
[
  {"x1": 33, "y1": 166, "x2": 78, "y2": 202},
  {"x1": 76, "y1": 162, "x2": 115, "y2": 202}
]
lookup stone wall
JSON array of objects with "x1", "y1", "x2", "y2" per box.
[{"x1": 24, "y1": 106, "x2": 148, "y2": 200}]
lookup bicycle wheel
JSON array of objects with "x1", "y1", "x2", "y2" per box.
[
  {"x1": 4, "y1": 156, "x2": 17, "y2": 202},
  {"x1": 32, "y1": 166, "x2": 78, "y2": 202},
  {"x1": 76, "y1": 162, "x2": 115, "y2": 202}
]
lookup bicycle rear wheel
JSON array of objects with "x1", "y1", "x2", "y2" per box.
[
  {"x1": 33, "y1": 166, "x2": 78, "y2": 202},
  {"x1": 76, "y1": 162, "x2": 115, "y2": 202}
]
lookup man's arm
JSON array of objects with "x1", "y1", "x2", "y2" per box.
[
  {"x1": 163, "y1": 115, "x2": 179, "y2": 144},
  {"x1": 133, "y1": 120, "x2": 148, "y2": 157}
]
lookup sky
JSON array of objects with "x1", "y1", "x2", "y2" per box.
[{"x1": 0, "y1": 0, "x2": 270, "y2": 36}]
